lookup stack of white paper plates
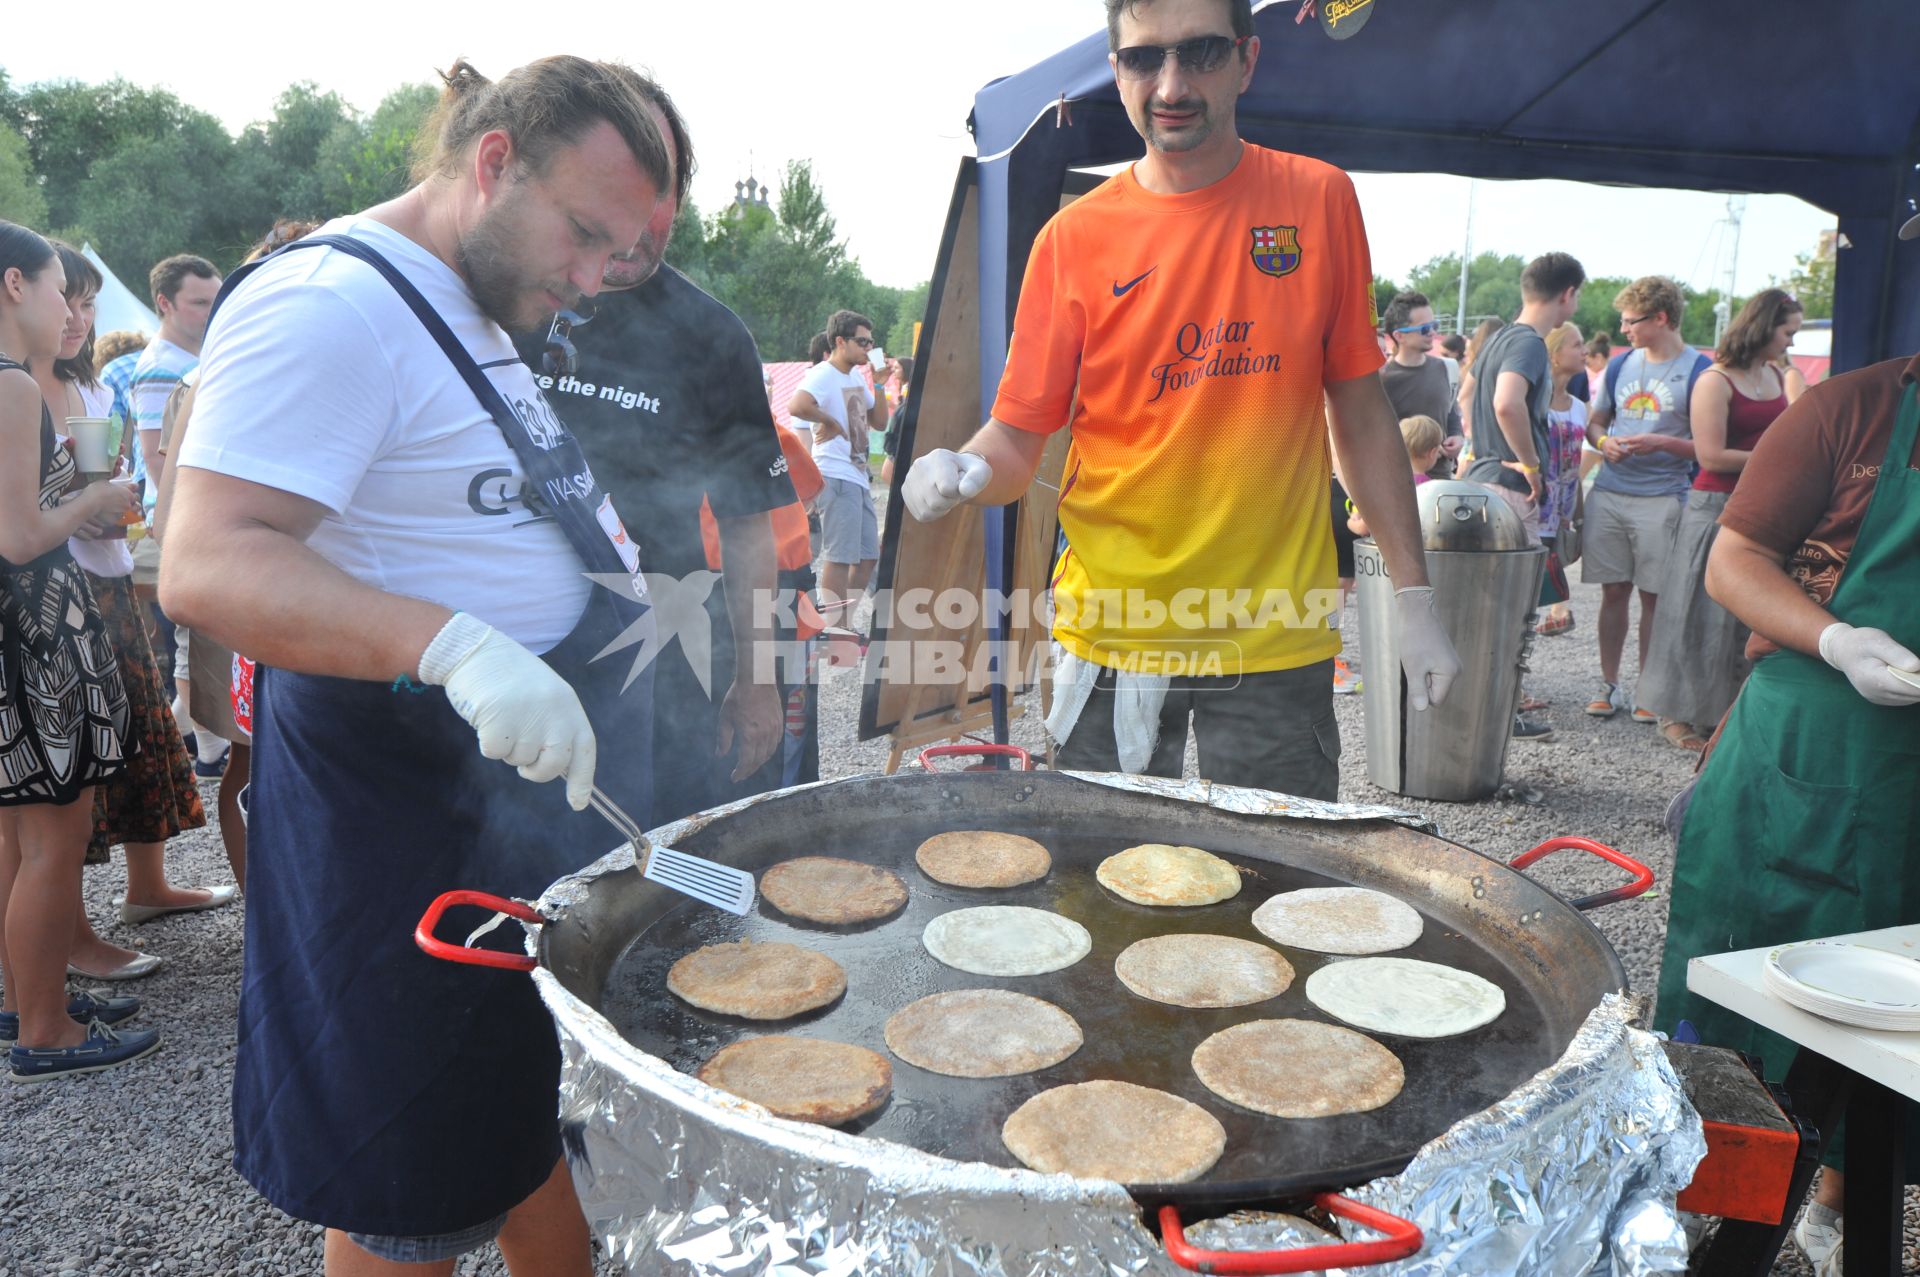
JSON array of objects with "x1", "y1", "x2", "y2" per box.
[{"x1": 1763, "y1": 940, "x2": 1920, "y2": 1031}]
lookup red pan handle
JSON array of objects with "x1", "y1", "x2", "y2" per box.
[
  {"x1": 1509, "y1": 836, "x2": 1656, "y2": 912},
  {"x1": 917, "y1": 743, "x2": 1034, "y2": 772},
  {"x1": 414, "y1": 890, "x2": 543, "y2": 973},
  {"x1": 1159, "y1": 1194, "x2": 1424, "y2": 1274}
]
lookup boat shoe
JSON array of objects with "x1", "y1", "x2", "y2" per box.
[
  {"x1": 8, "y1": 1020, "x2": 162, "y2": 1084},
  {"x1": 0, "y1": 989, "x2": 141, "y2": 1046}
]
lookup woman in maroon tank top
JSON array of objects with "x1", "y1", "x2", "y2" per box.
[{"x1": 1638, "y1": 290, "x2": 1804, "y2": 747}]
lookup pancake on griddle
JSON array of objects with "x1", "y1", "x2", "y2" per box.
[
  {"x1": 1094, "y1": 843, "x2": 1241, "y2": 907},
  {"x1": 1002, "y1": 1080, "x2": 1226, "y2": 1184},
  {"x1": 921, "y1": 905, "x2": 1091, "y2": 977},
  {"x1": 1304, "y1": 956, "x2": 1507, "y2": 1038},
  {"x1": 1191, "y1": 1019, "x2": 1404, "y2": 1118},
  {"x1": 667, "y1": 941, "x2": 845, "y2": 1019},
  {"x1": 759, "y1": 856, "x2": 908, "y2": 924},
  {"x1": 1113, "y1": 933, "x2": 1294, "y2": 1008},
  {"x1": 1250, "y1": 886, "x2": 1423, "y2": 954},
  {"x1": 695, "y1": 1036, "x2": 891, "y2": 1125},
  {"x1": 884, "y1": 990, "x2": 1082, "y2": 1077},
  {"x1": 914, "y1": 831, "x2": 1051, "y2": 888}
]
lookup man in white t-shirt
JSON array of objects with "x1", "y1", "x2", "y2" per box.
[
  {"x1": 161, "y1": 55, "x2": 670, "y2": 1276},
  {"x1": 788, "y1": 307, "x2": 889, "y2": 606}
]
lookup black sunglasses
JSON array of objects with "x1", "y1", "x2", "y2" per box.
[
  {"x1": 1114, "y1": 35, "x2": 1246, "y2": 81},
  {"x1": 541, "y1": 307, "x2": 593, "y2": 377}
]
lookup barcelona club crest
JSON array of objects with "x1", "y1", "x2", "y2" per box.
[{"x1": 1250, "y1": 226, "x2": 1301, "y2": 277}]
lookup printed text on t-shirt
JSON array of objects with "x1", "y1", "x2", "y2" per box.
[
  {"x1": 535, "y1": 372, "x2": 661, "y2": 414},
  {"x1": 1147, "y1": 318, "x2": 1284, "y2": 403}
]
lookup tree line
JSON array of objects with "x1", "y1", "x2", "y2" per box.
[
  {"x1": 0, "y1": 69, "x2": 927, "y2": 360},
  {"x1": 1371, "y1": 246, "x2": 1834, "y2": 349}
]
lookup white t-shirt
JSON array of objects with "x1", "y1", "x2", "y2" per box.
[
  {"x1": 799, "y1": 362, "x2": 874, "y2": 488},
  {"x1": 179, "y1": 216, "x2": 590, "y2": 653}
]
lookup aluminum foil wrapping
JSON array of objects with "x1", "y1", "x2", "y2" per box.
[{"x1": 525, "y1": 788, "x2": 1699, "y2": 1277}]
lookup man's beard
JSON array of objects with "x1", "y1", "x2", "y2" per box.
[
  {"x1": 455, "y1": 193, "x2": 569, "y2": 331},
  {"x1": 601, "y1": 228, "x2": 667, "y2": 291},
  {"x1": 1143, "y1": 97, "x2": 1213, "y2": 153}
]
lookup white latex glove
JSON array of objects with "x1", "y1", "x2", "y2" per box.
[
  {"x1": 1394, "y1": 586, "x2": 1462, "y2": 712},
  {"x1": 1818, "y1": 622, "x2": 1920, "y2": 707},
  {"x1": 902, "y1": 448, "x2": 993, "y2": 522},
  {"x1": 418, "y1": 613, "x2": 599, "y2": 810}
]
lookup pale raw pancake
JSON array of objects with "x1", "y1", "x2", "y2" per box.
[
  {"x1": 695, "y1": 1036, "x2": 892, "y2": 1125},
  {"x1": 922, "y1": 906, "x2": 1091, "y2": 976},
  {"x1": 1002, "y1": 1081, "x2": 1226, "y2": 1183},
  {"x1": 759, "y1": 856, "x2": 908, "y2": 924},
  {"x1": 1191, "y1": 1019, "x2": 1404, "y2": 1117},
  {"x1": 1251, "y1": 886, "x2": 1424, "y2": 955},
  {"x1": 1304, "y1": 956, "x2": 1507, "y2": 1038},
  {"x1": 667, "y1": 941, "x2": 846, "y2": 1019},
  {"x1": 1095, "y1": 844, "x2": 1242, "y2": 907},
  {"x1": 1114, "y1": 934, "x2": 1295, "y2": 1008},
  {"x1": 884, "y1": 990, "x2": 1082, "y2": 1077},
  {"x1": 915, "y1": 831, "x2": 1051, "y2": 888}
]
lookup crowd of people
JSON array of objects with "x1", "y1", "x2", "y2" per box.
[{"x1": 0, "y1": 3, "x2": 1914, "y2": 1273}]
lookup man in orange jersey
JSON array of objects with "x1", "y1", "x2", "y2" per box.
[{"x1": 903, "y1": 0, "x2": 1458, "y2": 798}]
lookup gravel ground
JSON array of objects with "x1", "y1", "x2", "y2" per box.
[{"x1": 3, "y1": 572, "x2": 1915, "y2": 1275}]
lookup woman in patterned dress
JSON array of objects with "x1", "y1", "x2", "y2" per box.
[
  {"x1": 28, "y1": 244, "x2": 224, "y2": 977},
  {"x1": 0, "y1": 222, "x2": 160, "y2": 1080}
]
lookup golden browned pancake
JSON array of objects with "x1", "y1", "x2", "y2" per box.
[
  {"x1": 914, "y1": 831, "x2": 1052, "y2": 888},
  {"x1": 695, "y1": 1036, "x2": 891, "y2": 1125},
  {"x1": 1094, "y1": 844, "x2": 1241, "y2": 907},
  {"x1": 1002, "y1": 1081, "x2": 1226, "y2": 1183},
  {"x1": 666, "y1": 941, "x2": 846, "y2": 1019},
  {"x1": 759, "y1": 856, "x2": 909, "y2": 924},
  {"x1": 884, "y1": 990, "x2": 1082, "y2": 1077},
  {"x1": 1191, "y1": 1019, "x2": 1404, "y2": 1118},
  {"x1": 1113, "y1": 934, "x2": 1294, "y2": 1008},
  {"x1": 1250, "y1": 886, "x2": 1423, "y2": 954}
]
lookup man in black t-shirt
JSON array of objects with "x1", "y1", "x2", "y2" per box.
[{"x1": 518, "y1": 78, "x2": 795, "y2": 821}]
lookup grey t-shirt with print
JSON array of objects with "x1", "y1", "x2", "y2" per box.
[{"x1": 1592, "y1": 346, "x2": 1710, "y2": 497}]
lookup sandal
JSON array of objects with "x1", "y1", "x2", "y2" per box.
[
  {"x1": 1535, "y1": 613, "x2": 1575, "y2": 637},
  {"x1": 1518, "y1": 695, "x2": 1550, "y2": 712},
  {"x1": 1658, "y1": 719, "x2": 1708, "y2": 752}
]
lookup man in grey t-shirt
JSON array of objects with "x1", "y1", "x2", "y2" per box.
[
  {"x1": 1378, "y1": 291, "x2": 1463, "y2": 478},
  {"x1": 1581, "y1": 275, "x2": 1711, "y2": 720},
  {"x1": 1463, "y1": 253, "x2": 1585, "y2": 509}
]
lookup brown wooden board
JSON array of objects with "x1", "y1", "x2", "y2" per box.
[{"x1": 859, "y1": 163, "x2": 1096, "y2": 747}]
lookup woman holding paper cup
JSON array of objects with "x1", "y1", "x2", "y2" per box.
[
  {"x1": 29, "y1": 243, "x2": 221, "y2": 976},
  {"x1": 0, "y1": 221, "x2": 159, "y2": 1081}
]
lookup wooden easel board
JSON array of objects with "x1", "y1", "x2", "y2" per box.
[{"x1": 860, "y1": 163, "x2": 1094, "y2": 757}]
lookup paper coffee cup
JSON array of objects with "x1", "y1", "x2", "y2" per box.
[{"x1": 68, "y1": 416, "x2": 112, "y2": 476}]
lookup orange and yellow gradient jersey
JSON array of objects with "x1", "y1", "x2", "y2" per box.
[{"x1": 993, "y1": 145, "x2": 1384, "y2": 675}]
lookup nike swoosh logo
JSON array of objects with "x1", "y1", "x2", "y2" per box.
[{"x1": 1112, "y1": 268, "x2": 1156, "y2": 297}]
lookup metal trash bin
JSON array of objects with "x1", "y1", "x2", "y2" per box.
[{"x1": 1354, "y1": 480, "x2": 1545, "y2": 801}]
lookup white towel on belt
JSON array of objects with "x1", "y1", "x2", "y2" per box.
[{"x1": 1044, "y1": 645, "x2": 1173, "y2": 774}]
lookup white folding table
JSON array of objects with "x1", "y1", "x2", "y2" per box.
[{"x1": 1687, "y1": 923, "x2": 1920, "y2": 1276}]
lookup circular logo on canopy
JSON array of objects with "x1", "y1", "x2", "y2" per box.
[{"x1": 1320, "y1": 0, "x2": 1377, "y2": 40}]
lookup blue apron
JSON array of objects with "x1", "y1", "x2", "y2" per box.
[{"x1": 216, "y1": 236, "x2": 655, "y2": 1237}]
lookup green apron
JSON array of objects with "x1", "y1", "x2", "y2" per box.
[{"x1": 1655, "y1": 378, "x2": 1920, "y2": 1169}]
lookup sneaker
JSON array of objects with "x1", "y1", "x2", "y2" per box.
[
  {"x1": 1512, "y1": 714, "x2": 1555, "y2": 741},
  {"x1": 1585, "y1": 682, "x2": 1624, "y2": 717},
  {"x1": 1792, "y1": 1207, "x2": 1843, "y2": 1276},
  {"x1": 7, "y1": 1020, "x2": 162, "y2": 1084},
  {"x1": 0, "y1": 990, "x2": 141, "y2": 1046},
  {"x1": 194, "y1": 744, "x2": 230, "y2": 779},
  {"x1": 1333, "y1": 655, "x2": 1361, "y2": 695}
]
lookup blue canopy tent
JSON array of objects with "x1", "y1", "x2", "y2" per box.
[{"x1": 963, "y1": 0, "x2": 1920, "y2": 745}]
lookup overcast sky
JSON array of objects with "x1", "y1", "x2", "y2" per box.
[{"x1": 8, "y1": 1, "x2": 1835, "y2": 299}]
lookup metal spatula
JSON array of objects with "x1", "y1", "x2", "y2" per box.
[{"x1": 588, "y1": 787, "x2": 755, "y2": 916}]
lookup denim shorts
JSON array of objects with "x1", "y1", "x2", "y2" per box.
[{"x1": 347, "y1": 1210, "x2": 508, "y2": 1264}]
